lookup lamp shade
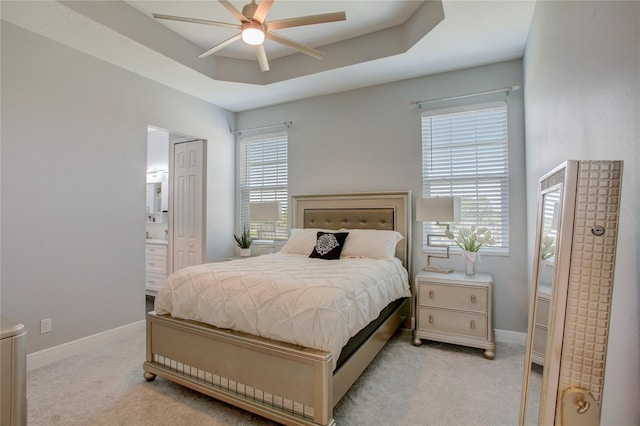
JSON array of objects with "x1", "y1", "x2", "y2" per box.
[
  {"x1": 250, "y1": 202, "x2": 281, "y2": 221},
  {"x1": 416, "y1": 197, "x2": 461, "y2": 222}
]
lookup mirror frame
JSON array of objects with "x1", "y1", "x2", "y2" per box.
[{"x1": 520, "y1": 161, "x2": 579, "y2": 425}]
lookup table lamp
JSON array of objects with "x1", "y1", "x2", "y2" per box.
[
  {"x1": 416, "y1": 197, "x2": 461, "y2": 273},
  {"x1": 249, "y1": 202, "x2": 281, "y2": 248}
]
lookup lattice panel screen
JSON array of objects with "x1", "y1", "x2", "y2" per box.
[{"x1": 558, "y1": 160, "x2": 623, "y2": 402}]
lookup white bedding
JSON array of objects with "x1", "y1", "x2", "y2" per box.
[{"x1": 154, "y1": 252, "x2": 410, "y2": 370}]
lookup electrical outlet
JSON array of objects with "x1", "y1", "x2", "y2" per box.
[{"x1": 40, "y1": 318, "x2": 52, "y2": 334}]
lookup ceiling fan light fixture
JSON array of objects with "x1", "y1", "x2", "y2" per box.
[
  {"x1": 241, "y1": 22, "x2": 265, "y2": 45},
  {"x1": 153, "y1": 0, "x2": 346, "y2": 71}
]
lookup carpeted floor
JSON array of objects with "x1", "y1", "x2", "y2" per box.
[{"x1": 27, "y1": 326, "x2": 526, "y2": 425}]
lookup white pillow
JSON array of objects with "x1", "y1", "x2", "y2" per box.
[
  {"x1": 280, "y1": 228, "x2": 334, "y2": 255},
  {"x1": 339, "y1": 228, "x2": 404, "y2": 260}
]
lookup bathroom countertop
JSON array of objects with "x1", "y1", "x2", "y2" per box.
[{"x1": 145, "y1": 239, "x2": 168, "y2": 245}]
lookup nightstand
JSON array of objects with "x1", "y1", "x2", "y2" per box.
[
  {"x1": 531, "y1": 288, "x2": 550, "y2": 366},
  {"x1": 412, "y1": 271, "x2": 495, "y2": 359}
]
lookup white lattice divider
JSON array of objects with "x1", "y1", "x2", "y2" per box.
[{"x1": 559, "y1": 160, "x2": 623, "y2": 402}]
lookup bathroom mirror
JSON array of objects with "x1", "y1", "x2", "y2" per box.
[
  {"x1": 146, "y1": 171, "x2": 169, "y2": 215},
  {"x1": 146, "y1": 182, "x2": 162, "y2": 214},
  {"x1": 520, "y1": 160, "x2": 623, "y2": 426}
]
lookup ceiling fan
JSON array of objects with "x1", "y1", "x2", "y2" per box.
[{"x1": 153, "y1": 0, "x2": 346, "y2": 72}]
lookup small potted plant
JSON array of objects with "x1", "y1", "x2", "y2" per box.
[{"x1": 234, "y1": 226, "x2": 253, "y2": 257}]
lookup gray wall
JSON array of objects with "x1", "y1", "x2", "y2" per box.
[
  {"x1": 523, "y1": 1, "x2": 640, "y2": 423},
  {"x1": 236, "y1": 60, "x2": 529, "y2": 334},
  {"x1": 1, "y1": 22, "x2": 236, "y2": 353}
]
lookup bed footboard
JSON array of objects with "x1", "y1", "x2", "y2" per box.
[
  {"x1": 333, "y1": 297, "x2": 409, "y2": 405},
  {"x1": 143, "y1": 312, "x2": 335, "y2": 426}
]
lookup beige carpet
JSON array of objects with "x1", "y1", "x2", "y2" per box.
[{"x1": 27, "y1": 327, "x2": 525, "y2": 425}]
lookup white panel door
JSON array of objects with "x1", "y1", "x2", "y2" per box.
[{"x1": 171, "y1": 140, "x2": 205, "y2": 272}]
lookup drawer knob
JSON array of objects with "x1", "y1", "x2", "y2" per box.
[
  {"x1": 471, "y1": 294, "x2": 476, "y2": 303},
  {"x1": 428, "y1": 315, "x2": 434, "y2": 324},
  {"x1": 428, "y1": 290, "x2": 434, "y2": 299},
  {"x1": 470, "y1": 320, "x2": 476, "y2": 329}
]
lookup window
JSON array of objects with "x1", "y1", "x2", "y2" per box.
[
  {"x1": 421, "y1": 102, "x2": 509, "y2": 254},
  {"x1": 239, "y1": 131, "x2": 288, "y2": 242}
]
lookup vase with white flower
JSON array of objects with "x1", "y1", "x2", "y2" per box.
[{"x1": 445, "y1": 225, "x2": 496, "y2": 275}]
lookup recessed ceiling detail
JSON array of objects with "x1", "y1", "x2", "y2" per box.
[
  {"x1": 6, "y1": 0, "x2": 442, "y2": 85},
  {"x1": 152, "y1": 0, "x2": 348, "y2": 73},
  {"x1": 1, "y1": 0, "x2": 535, "y2": 111},
  {"x1": 144, "y1": 0, "x2": 445, "y2": 85}
]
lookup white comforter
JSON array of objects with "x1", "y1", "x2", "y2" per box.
[{"x1": 155, "y1": 253, "x2": 410, "y2": 369}]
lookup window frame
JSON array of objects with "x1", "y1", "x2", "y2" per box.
[
  {"x1": 238, "y1": 131, "x2": 289, "y2": 243},
  {"x1": 421, "y1": 101, "x2": 510, "y2": 256}
]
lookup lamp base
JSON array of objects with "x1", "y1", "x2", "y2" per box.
[{"x1": 424, "y1": 265, "x2": 453, "y2": 274}]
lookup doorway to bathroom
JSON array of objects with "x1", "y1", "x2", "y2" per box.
[{"x1": 145, "y1": 126, "x2": 207, "y2": 303}]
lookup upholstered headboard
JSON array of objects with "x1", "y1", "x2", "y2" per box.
[{"x1": 291, "y1": 192, "x2": 412, "y2": 272}]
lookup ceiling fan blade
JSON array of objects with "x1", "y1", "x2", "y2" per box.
[
  {"x1": 219, "y1": 0, "x2": 249, "y2": 22},
  {"x1": 251, "y1": 0, "x2": 273, "y2": 23},
  {"x1": 152, "y1": 14, "x2": 241, "y2": 30},
  {"x1": 198, "y1": 33, "x2": 242, "y2": 58},
  {"x1": 265, "y1": 11, "x2": 346, "y2": 31},
  {"x1": 265, "y1": 32, "x2": 325, "y2": 60},
  {"x1": 255, "y1": 44, "x2": 270, "y2": 72}
]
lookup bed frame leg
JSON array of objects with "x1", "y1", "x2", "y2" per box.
[{"x1": 143, "y1": 371, "x2": 157, "y2": 382}]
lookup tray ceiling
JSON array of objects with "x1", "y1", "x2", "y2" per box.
[{"x1": 1, "y1": 0, "x2": 535, "y2": 111}]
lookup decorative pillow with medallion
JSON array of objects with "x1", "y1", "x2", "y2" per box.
[
  {"x1": 309, "y1": 232, "x2": 349, "y2": 260},
  {"x1": 280, "y1": 228, "x2": 334, "y2": 255}
]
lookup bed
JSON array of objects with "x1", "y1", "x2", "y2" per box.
[{"x1": 143, "y1": 192, "x2": 412, "y2": 425}]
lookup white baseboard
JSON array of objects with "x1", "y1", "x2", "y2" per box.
[
  {"x1": 495, "y1": 328, "x2": 526, "y2": 345},
  {"x1": 27, "y1": 320, "x2": 145, "y2": 372}
]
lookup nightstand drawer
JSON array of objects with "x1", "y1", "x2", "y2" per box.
[
  {"x1": 535, "y1": 293, "x2": 550, "y2": 327},
  {"x1": 145, "y1": 244, "x2": 167, "y2": 257},
  {"x1": 418, "y1": 307, "x2": 488, "y2": 339},
  {"x1": 532, "y1": 324, "x2": 548, "y2": 355},
  {"x1": 145, "y1": 257, "x2": 167, "y2": 274},
  {"x1": 145, "y1": 272, "x2": 166, "y2": 292},
  {"x1": 418, "y1": 282, "x2": 488, "y2": 312}
]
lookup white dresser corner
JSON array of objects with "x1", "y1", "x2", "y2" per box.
[{"x1": 145, "y1": 240, "x2": 168, "y2": 295}]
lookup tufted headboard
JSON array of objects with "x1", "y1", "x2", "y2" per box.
[{"x1": 291, "y1": 192, "x2": 412, "y2": 272}]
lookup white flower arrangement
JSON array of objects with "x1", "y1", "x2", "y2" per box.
[{"x1": 445, "y1": 225, "x2": 497, "y2": 252}]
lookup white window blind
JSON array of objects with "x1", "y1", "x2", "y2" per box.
[
  {"x1": 421, "y1": 102, "x2": 509, "y2": 254},
  {"x1": 239, "y1": 132, "x2": 288, "y2": 241}
]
